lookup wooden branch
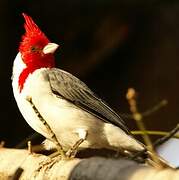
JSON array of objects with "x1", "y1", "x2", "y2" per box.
[
  {"x1": 0, "y1": 148, "x2": 179, "y2": 180},
  {"x1": 0, "y1": 148, "x2": 80, "y2": 179}
]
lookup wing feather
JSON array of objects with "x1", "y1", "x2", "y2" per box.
[{"x1": 48, "y1": 68, "x2": 130, "y2": 134}]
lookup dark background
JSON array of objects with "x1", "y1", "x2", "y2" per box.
[{"x1": 1, "y1": 0, "x2": 179, "y2": 147}]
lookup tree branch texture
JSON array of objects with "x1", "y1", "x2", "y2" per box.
[{"x1": 0, "y1": 148, "x2": 179, "y2": 180}]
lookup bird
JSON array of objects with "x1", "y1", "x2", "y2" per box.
[{"x1": 12, "y1": 13, "x2": 145, "y2": 159}]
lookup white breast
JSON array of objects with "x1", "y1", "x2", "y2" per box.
[
  {"x1": 12, "y1": 53, "x2": 54, "y2": 138},
  {"x1": 12, "y1": 53, "x2": 108, "y2": 150},
  {"x1": 12, "y1": 53, "x2": 144, "y2": 152}
]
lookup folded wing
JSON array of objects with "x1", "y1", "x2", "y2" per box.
[{"x1": 48, "y1": 68, "x2": 130, "y2": 134}]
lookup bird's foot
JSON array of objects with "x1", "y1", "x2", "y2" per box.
[
  {"x1": 66, "y1": 128, "x2": 88, "y2": 158},
  {"x1": 38, "y1": 157, "x2": 57, "y2": 171},
  {"x1": 36, "y1": 153, "x2": 68, "y2": 173},
  {"x1": 35, "y1": 129, "x2": 87, "y2": 173}
]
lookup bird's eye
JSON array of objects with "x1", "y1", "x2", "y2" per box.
[{"x1": 31, "y1": 46, "x2": 37, "y2": 52}]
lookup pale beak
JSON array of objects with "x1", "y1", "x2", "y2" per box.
[{"x1": 43, "y1": 43, "x2": 59, "y2": 54}]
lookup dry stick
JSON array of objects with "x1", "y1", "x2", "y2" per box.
[
  {"x1": 126, "y1": 88, "x2": 161, "y2": 167},
  {"x1": 120, "y1": 99, "x2": 168, "y2": 120},
  {"x1": 28, "y1": 141, "x2": 32, "y2": 154},
  {"x1": 153, "y1": 123, "x2": 179, "y2": 147},
  {"x1": 26, "y1": 97, "x2": 65, "y2": 158},
  {"x1": 132, "y1": 130, "x2": 179, "y2": 140},
  {"x1": 15, "y1": 133, "x2": 40, "y2": 149},
  {"x1": 0, "y1": 141, "x2": 5, "y2": 148},
  {"x1": 142, "y1": 99, "x2": 168, "y2": 117},
  {"x1": 126, "y1": 88, "x2": 154, "y2": 150}
]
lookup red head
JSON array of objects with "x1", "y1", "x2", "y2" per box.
[
  {"x1": 18, "y1": 13, "x2": 59, "y2": 92},
  {"x1": 20, "y1": 13, "x2": 59, "y2": 67}
]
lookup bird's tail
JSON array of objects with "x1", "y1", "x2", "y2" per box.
[
  {"x1": 131, "y1": 149, "x2": 174, "y2": 169},
  {"x1": 146, "y1": 150, "x2": 174, "y2": 169}
]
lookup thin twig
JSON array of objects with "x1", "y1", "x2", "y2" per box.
[
  {"x1": 126, "y1": 88, "x2": 154, "y2": 150},
  {"x1": 142, "y1": 100, "x2": 168, "y2": 117},
  {"x1": 27, "y1": 141, "x2": 32, "y2": 154},
  {"x1": 120, "y1": 99, "x2": 168, "y2": 120},
  {"x1": 26, "y1": 96, "x2": 65, "y2": 157},
  {"x1": 131, "y1": 130, "x2": 179, "y2": 139},
  {"x1": 126, "y1": 88, "x2": 161, "y2": 167},
  {"x1": 15, "y1": 132, "x2": 40, "y2": 149},
  {"x1": 0, "y1": 141, "x2": 5, "y2": 148},
  {"x1": 153, "y1": 123, "x2": 179, "y2": 147}
]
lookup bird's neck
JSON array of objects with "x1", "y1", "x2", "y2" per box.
[
  {"x1": 12, "y1": 52, "x2": 54, "y2": 92},
  {"x1": 12, "y1": 53, "x2": 26, "y2": 83}
]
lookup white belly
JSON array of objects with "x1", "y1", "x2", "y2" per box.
[
  {"x1": 12, "y1": 63, "x2": 144, "y2": 152},
  {"x1": 12, "y1": 68, "x2": 110, "y2": 150}
]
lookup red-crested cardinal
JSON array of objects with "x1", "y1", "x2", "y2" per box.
[{"x1": 12, "y1": 13, "x2": 145, "y2": 157}]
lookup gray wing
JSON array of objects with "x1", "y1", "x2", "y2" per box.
[{"x1": 48, "y1": 68, "x2": 130, "y2": 134}]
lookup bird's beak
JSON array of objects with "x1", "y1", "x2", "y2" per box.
[{"x1": 43, "y1": 43, "x2": 59, "y2": 54}]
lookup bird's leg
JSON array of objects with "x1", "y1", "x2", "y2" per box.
[
  {"x1": 26, "y1": 96, "x2": 66, "y2": 158},
  {"x1": 66, "y1": 128, "x2": 88, "y2": 158}
]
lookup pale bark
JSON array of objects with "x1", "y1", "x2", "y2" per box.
[{"x1": 0, "y1": 148, "x2": 179, "y2": 180}]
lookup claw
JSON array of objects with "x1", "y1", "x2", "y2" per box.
[{"x1": 66, "y1": 129, "x2": 88, "y2": 158}]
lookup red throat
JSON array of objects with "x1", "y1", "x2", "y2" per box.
[
  {"x1": 18, "y1": 13, "x2": 55, "y2": 92},
  {"x1": 18, "y1": 55, "x2": 55, "y2": 92}
]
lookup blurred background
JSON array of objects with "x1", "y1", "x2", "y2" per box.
[{"x1": 0, "y1": 0, "x2": 179, "y2": 164}]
